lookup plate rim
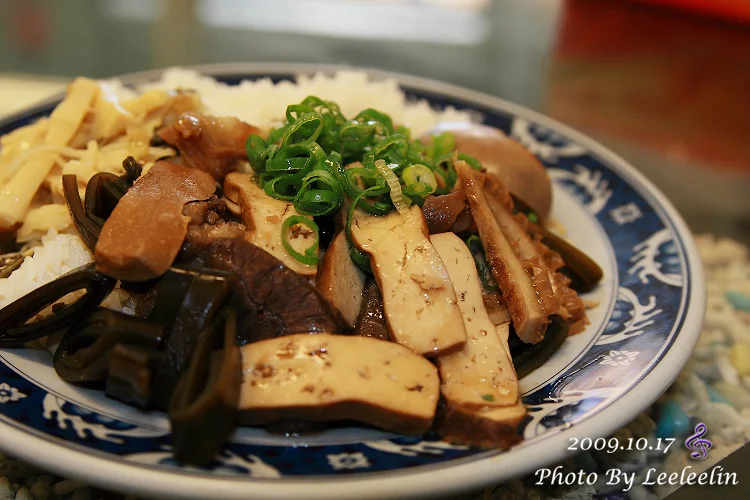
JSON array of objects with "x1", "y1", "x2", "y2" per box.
[{"x1": 0, "y1": 62, "x2": 706, "y2": 500}]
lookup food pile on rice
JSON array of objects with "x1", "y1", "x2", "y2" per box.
[{"x1": 0, "y1": 69, "x2": 601, "y2": 465}]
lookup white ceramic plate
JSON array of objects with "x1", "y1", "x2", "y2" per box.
[{"x1": 0, "y1": 64, "x2": 705, "y2": 499}]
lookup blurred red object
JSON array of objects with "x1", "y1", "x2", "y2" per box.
[
  {"x1": 547, "y1": 0, "x2": 750, "y2": 172},
  {"x1": 625, "y1": 0, "x2": 750, "y2": 24},
  {"x1": 5, "y1": 2, "x2": 50, "y2": 53}
]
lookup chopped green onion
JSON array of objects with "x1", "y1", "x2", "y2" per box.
[
  {"x1": 374, "y1": 159, "x2": 411, "y2": 220},
  {"x1": 246, "y1": 134, "x2": 270, "y2": 173},
  {"x1": 342, "y1": 167, "x2": 390, "y2": 215},
  {"x1": 349, "y1": 245, "x2": 372, "y2": 273},
  {"x1": 281, "y1": 216, "x2": 319, "y2": 266},
  {"x1": 458, "y1": 152, "x2": 483, "y2": 171},
  {"x1": 366, "y1": 134, "x2": 409, "y2": 170},
  {"x1": 294, "y1": 169, "x2": 343, "y2": 216},
  {"x1": 481, "y1": 394, "x2": 495, "y2": 402},
  {"x1": 527, "y1": 212, "x2": 538, "y2": 224},
  {"x1": 402, "y1": 164, "x2": 437, "y2": 194},
  {"x1": 245, "y1": 95, "x2": 497, "y2": 269},
  {"x1": 353, "y1": 108, "x2": 394, "y2": 135},
  {"x1": 267, "y1": 125, "x2": 286, "y2": 144},
  {"x1": 263, "y1": 173, "x2": 304, "y2": 201},
  {"x1": 281, "y1": 112, "x2": 323, "y2": 148},
  {"x1": 430, "y1": 132, "x2": 456, "y2": 159}
]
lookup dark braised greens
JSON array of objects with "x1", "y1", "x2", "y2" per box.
[
  {"x1": 169, "y1": 307, "x2": 241, "y2": 466},
  {"x1": 62, "y1": 156, "x2": 143, "y2": 252},
  {"x1": 0, "y1": 264, "x2": 116, "y2": 348},
  {"x1": 54, "y1": 308, "x2": 163, "y2": 383},
  {"x1": 509, "y1": 314, "x2": 569, "y2": 379}
]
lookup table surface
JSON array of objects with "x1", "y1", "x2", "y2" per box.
[{"x1": 0, "y1": 1, "x2": 749, "y2": 499}]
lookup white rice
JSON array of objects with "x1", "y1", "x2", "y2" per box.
[
  {"x1": 134, "y1": 68, "x2": 475, "y2": 138},
  {"x1": 0, "y1": 230, "x2": 93, "y2": 309}
]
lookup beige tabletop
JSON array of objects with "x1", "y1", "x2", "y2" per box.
[{"x1": 0, "y1": 76, "x2": 66, "y2": 119}]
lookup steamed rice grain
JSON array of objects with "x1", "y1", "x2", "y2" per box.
[
  {"x1": 137, "y1": 68, "x2": 475, "y2": 137},
  {"x1": 0, "y1": 230, "x2": 92, "y2": 309}
]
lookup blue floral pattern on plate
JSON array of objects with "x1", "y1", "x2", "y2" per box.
[{"x1": 0, "y1": 67, "x2": 698, "y2": 489}]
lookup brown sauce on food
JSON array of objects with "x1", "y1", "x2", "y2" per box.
[
  {"x1": 422, "y1": 187, "x2": 467, "y2": 234},
  {"x1": 353, "y1": 279, "x2": 389, "y2": 340}
]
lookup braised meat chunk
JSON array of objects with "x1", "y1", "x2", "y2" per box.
[{"x1": 158, "y1": 112, "x2": 261, "y2": 181}]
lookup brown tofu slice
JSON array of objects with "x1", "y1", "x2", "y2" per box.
[
  {"x1": 430, "y1": 232, "x2": 519, "y2": 409},
  {"x1": 435, "y1": 399, "x2": 525, "y2": 449},
  {"x1": 316, "y1": 232, "x2": 366, "y2": 328},
  {"x1": 238, "y1": 333, "x2": 439, "y2": 435},
  {"x1": 350, "y1": 205, "x2": 467, "y2": 357},
  {"x1": 224, "y1": 173, "x2": 317, "y2": 276}
]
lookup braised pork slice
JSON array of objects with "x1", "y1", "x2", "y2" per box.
[
  {"x1": 422, "y1": 186, "x2": 467, "y2": 234},
  {"x1": 95, "y1": 161, "x2": 216, "y2": 281},
  {"x1": 158, "y1": 112, "x2": 260, "y2": 181},
  {"x1": 182, "y1": 196, "x2": 246, "y2": 250}
]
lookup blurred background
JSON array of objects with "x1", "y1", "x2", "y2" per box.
[{"x1": 0, "y1": 0, "x2": 748, "y2": 243}]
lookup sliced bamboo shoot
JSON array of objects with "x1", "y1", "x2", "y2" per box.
[
  {"x1": 457, "y1": 161, "x2": 547, "y2": 344},
  {"x1": 0, "y1": 78, "x2": 99, "y2": 227},
  {"x1": 350, "y1": 205, "x2": 467, "y2": 356}
]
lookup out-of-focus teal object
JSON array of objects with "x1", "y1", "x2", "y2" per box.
[{"x1": 656, "y1": 400, "x2": 690, "y2": 439}]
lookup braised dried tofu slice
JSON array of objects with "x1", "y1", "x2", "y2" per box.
[
  {"x1": 457, "y1": 161, "x2": 547, "y2": 344},
  {"x1": 350, "y1": 205, "x2": 467, "y2": 357},
  {"x1": 316, "y1": 232, "x2": 366, "y2": 328},
  {"x1": 430, "y1": 232, "x2": 519, "y2": 409},
  {"x1": 435, "y1": 399, "x2": 525, "y2": 449},
  {"x1": 224, "y1": 173, "x2": 316, "y2": 276},
  {"x1": 238, "y1": 333, "x2": 439, "y2": 435}
]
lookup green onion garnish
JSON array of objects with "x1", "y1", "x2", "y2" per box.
[
  {"x1": 457, "y1": 152, "x2": 483, "y2": 171},
  {"x1": 245, "y1": 95, "x2": 488, "y2": 267},
  {"x1": 281, "y1": 215, "x2": 319, "y2": 266},
  {"x1": 401, "y1": 164, "x2": 437, "y2": 203}
]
